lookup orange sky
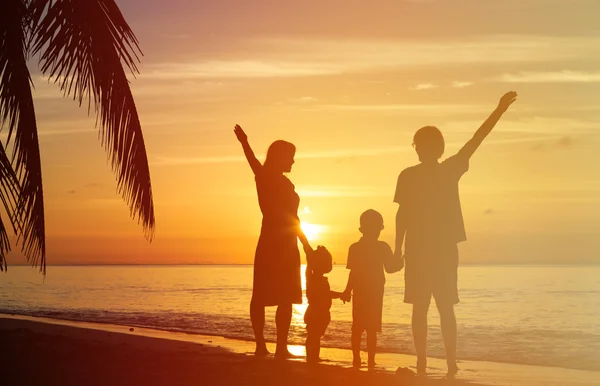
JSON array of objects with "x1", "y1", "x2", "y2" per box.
[{"x1": 6, "y1": 0, "x2": 600, "y2": 266}]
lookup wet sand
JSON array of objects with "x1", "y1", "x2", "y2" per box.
[{"x1": 1, "y1": 315, "x2": 597, "y2": 386}]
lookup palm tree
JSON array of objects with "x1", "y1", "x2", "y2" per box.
[{"x1": 0, "y1": 0, "x2": 155, "y2": 274}]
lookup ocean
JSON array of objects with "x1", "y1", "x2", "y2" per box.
[{"x1": 1, "y1": 265, "x2": 599, "y2": 372}]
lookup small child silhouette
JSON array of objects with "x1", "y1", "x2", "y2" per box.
[
  {"x1": 304, "y1": 246, "x2": 350, "y2": 364},
  {"x1": 343, "y1": 210, "x2": 400, "y2": 369}
]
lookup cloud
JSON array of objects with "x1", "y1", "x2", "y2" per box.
[
  {"x1": 152, "y1": 155, "x2": 245, "y2": 166},
  {"x1": 151, "y1": 146, "x2": 410, "y2": 166},
  {"x1": 67, "y1": 190, "x2": 77, "y2": 195},
  {"x1": 140, "y1": 60, "x2": 341, "y2": 79},
  {"x1": 311, "y1": 104, "x2": 489, "y2": 114},
  {"x1": 410, "y1": 83, "x2": 439, "y2": 91},
  {"x1": 296, "y1": 185, "x2": 382, "y2": 197},
  {"x1": 292, "y1": 96, "x2": 318, "y2": 103},
  {"x1": 531, "y1": 142, "x2": 546, "y2": 152},
  {"x1": 142, "y1": 35, "x2": 600, "y2": 80},
  {"x1": 557, "y1": 135, "x2": 573, "y2": 147},
  {"x1": 452, "y1": 81, "x2": 474, "y2": 88},
  {"x1": 531, "y1": 135, "x2": 575, "y2": 152},
  {"x1": 498, "y1": 70, "x2": 600, "y2": 83},
  {"x1": 162, "y1": 33, "x2": 192, "y2": 40},
  {"x1": 443, "y1": 116, "x2": 600, "y2": 135},
  {"x1": 0, "y1": 128, "x2": 93, "y2": 140},
  {"x1": 88, "y1": 198, "x2": 122, "y2": 206},
  {"x1": 411, "y1": 81, "x2": 472, "y2": 90},
  {"x1": 152, "y1": 135, "x2": 559, "y2": 166},
  {"x1": 484, "y1": 208, "x2": 495, "y2": 215}
]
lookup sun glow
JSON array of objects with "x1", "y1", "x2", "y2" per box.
[{"x1": 300, "y1": 221, "x2": 326, "y2": 243}]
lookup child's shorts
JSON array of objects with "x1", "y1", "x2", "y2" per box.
[{"x1": 352, "y1": 288, "x2": 384, "y2": 332}]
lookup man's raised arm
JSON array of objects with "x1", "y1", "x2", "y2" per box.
[{"x1": 458, "y1": 91, "x2": 518, "y2": 160}]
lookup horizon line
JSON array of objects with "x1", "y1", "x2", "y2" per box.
[{"x1": 6, "y1": 262, "x2": 600, "y2": 267}]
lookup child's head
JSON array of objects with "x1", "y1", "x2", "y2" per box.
[
  {"x1": 311, "y1": 246, "x2": 333, "y2": 275},
  {"x1": 413, "y1": 126, "x2": 445, "y2": 162},
  {"x1": 359, "y1": 209, "x2": 384, "y2": 239}
]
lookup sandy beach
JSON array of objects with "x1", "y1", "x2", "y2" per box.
[{"x1": 1, "y1": 314, "x2": 598, "y2": 386}]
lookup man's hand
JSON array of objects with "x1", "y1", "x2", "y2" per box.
[
  {"x1": 233, "y1": 124, "x2": 248, "y2": 143},
  {"x1": 497, "y1": 91, "x2": 518, "y2": 112}
]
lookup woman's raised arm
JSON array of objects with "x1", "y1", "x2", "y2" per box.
[{"x1": 234, "y1": 124, "x2": 262, "y2": 175}]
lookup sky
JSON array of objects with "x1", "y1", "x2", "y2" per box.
[{"x1": 6, "y1": 0, "x2": 600, "y2": 265}]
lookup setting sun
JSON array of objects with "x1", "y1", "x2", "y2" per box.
[{"x1": 300, "y1": 221, "x2": 327, "y2": 243}]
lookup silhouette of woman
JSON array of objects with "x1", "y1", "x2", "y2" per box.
[{"x1": 234, "y1": 124, "x2": 313, "y2": 358}]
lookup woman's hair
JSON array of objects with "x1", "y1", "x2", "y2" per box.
[
  {"x1": 264, "y1": 140, "x2": 296, "y2": 171},
  {"x1": 413, "y1": 126, "x2": 445, "y2": 160}
]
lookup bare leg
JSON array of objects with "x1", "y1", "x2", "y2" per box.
[
  {"x1": 305, "y1": 330, "x2": 320, "y2": 363},
  {"x1": 351, "y1": 328, "x2": 362, "y2": 368},
  {"x1": 412, "y1": 303, "x2": 429, "y2": 374},
  {"x1": 275, "y1": 303, "x2": 293, "y2": 357},
  {"x1": 436, "y1": 302, "x2": 458, "y2": 376},
  {"x1": 366, "y1": 330, "x2": 377, "y2": 368},
  {"x1": 250, "y1": 300, "x2": 269, "y2": 356}
]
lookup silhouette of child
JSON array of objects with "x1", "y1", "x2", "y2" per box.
[
  {"x1": 343, "y1": 210, "x2": 399, "y2": 369},
  {"x1": 304, "y1": 246, "x2": 350, "y2": 364}
]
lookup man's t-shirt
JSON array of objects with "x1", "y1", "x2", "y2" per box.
[{"x1": 394, "y1": 153, "x2": 469, "y2": 251}]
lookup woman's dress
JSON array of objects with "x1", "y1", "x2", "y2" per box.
[{"x1": 252, "y1": 170, "x2": 302, "y2": 306}]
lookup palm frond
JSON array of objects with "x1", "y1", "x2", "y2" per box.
[
  {"x1": 31, "y1": 0, "x2": 155, "y2": 239},
  {"x1": 0, "y1": 0, "x2": 46, "y2": 273},
  {"x1": 0, "y1": 216, "x2": 9, "y2": 272},
  {"x1": 0, "y1": 143, "x2": 21, "y2": 272}
]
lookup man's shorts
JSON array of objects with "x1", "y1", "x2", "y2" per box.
[{"x1": 404, "y1": 243, "x2": 459, "y2": 306}]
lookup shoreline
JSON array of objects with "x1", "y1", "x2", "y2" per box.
[
  {"x1": 3, "y1": 309, "x2": 598, "y2": 373},
  {"x1": 1, "y1": 314, "x2": 599, "y2": 386}
]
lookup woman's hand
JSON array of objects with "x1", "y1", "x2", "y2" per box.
[{"x1": 234, "y1": 124, "x2": 248, "y2": 143}]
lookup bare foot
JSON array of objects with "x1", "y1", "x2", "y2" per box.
[
  {"x1": 416, "y1": 358, "x2": 427, "y2": 376},
  {"x1": 447, "y1": 363, "x2": 459, "y2": 379},
  {"x1": 274, "y1": 349, "x2": 298, "y2": 360},
  {"x1": 396, "y1": 367, "x2": 415, "y2": 378},
  {"x1": 254, "y1": 343, "x2": 270, "y2": 357}
]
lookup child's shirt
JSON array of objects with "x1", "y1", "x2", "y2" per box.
[
  {"x1": 306, "y1": 274, "x2": 332, "y2": 311},
  {"x1": 304, "y1": 274, "x2": 332, "y2": 326},
  {"x1": 346, "y1": 237, "x2": 394, "y2": 294}
]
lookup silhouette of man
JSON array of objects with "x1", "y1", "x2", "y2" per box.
[{"x1": 394, "y1": 92, "x2": 518, "y2": 377}]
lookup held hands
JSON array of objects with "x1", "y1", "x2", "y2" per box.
[
  {"x1": 385, "y1": 250, "x2": 405, "y2": 274},
  {"x1": 340, "y1": 291, "x2": 351, "y2": 304},
  {"x1": 233, "y1": 124, "x2": 248, "y2": 143},
  {"x1": 497, "y1": 91, "x2": 518, "y2": 112}
]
